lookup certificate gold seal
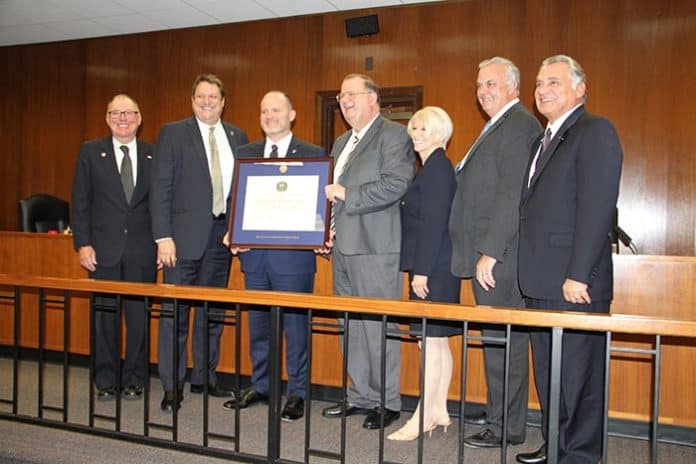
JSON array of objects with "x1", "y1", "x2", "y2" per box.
[
  {"x1": 279, "y1": 163, "x2": 288, "y2": 174},
  {"x1": 276, "y1": 181, "x2": 288, "y2": 192}
]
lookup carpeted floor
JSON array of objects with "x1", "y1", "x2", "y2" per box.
[{"x1": 0, "y1": 360, "x2": 694, "y2": 463}]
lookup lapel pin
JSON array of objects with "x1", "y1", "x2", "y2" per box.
[
  {"x1": 146, "y1": 154, "x2": 152, "y2": 159},
  {"x1": 291, "y1": 148, "x2": 297, "y2": 154}
]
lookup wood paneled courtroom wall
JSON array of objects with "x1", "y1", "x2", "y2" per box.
[{"x1": 1, "y1": 0, "x2": 695, "y2": 255}]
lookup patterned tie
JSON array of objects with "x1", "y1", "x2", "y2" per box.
[
  {"x1": 541, "y1": 127, "x2": 552, "y2": 153},
  {"x1": 330, "y1": 135, "x2": 360, "y2": 230},
  {"x1": 208, "y1": 126, "x2": 224, "y2": 216},
  {"x1": 527, "y1": 127, "x2": 553, "y2": 187},
  {"x1": 119, "y1": 145, "x2": 134, "y2": 204},
  {"x1": 269, "y1": 144, "x2": 278, "y2": 158}
]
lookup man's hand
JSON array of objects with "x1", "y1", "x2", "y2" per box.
[
  {"x1": 157, "y1": 239, "x2": 177, "y2": 268},
  {"x1": 314, "y1": 229, "x2": 335, "y2": 255},
  {"x1": 325, "y1": 183, "x2": 346, "y2": 203},
  {"x1": 222, "y1": 232, "x2": 249, "y2": 255},
  {"x1": 562, "y1": 278, "x2": 591, "y2": 304},
  {"x1": 411, "y1": 274, "x2": 429, "y2": 299},
  {"x1": 78, "y1": 246, "x2": 97, "y2": 272},
  {"x1": 476, "y1": 254, "x2": 497, "y2": 291}
]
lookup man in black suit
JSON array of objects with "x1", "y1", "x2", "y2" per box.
[
  {"x1": 151, "y1": 74, "x2": 248, "y2": 411},
  {"x1": 516, "y1": 55, "x2": 622, "y2": 464},
  {"x1": 71, "y1": 94, "x2": 156, "y2": 401},
  {"x1": 450, "y1": 57, "x2": 541, "y2": 448},
  {"x1": 222, "y1": 91, "x2": 324, "y2": 421}
]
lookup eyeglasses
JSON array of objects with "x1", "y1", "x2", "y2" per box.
[
  {"x1": 108, "y1": 110, "x2": 139, "y2": 118},
  {"x1": 335, "y1": 91, "x2": 372, "y2": 102}
]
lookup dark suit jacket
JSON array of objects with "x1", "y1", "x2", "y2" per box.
[
  {"x1": 150, "y1": 116, "x2": 248, "y2": 260},
  {"x1": 518, "y1": 106, "x2": 622, "y2": 306},
  {"x1": 235, "y1": 137, "x2": 325, "y2": 275},
  {"x1": 71, "y1": 136, "x2": 155, "y2": 269},
  {"x1": 400, "y1": 148, "x2": 456, "y2": 276},
  {"x1": 331, "y1": 115, "x2": 415, "y2": 255},
  {"x1": 449, "y1": 102, "x2": 542, "y2": 278}
]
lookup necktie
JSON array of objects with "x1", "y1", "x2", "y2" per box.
[
  {"x1": 119, "y1": 145, "x2": 134, "y2": 204},
  {"x1": 330, "y1": 135, "x2": 360, "y2": 230},
  {"x1": 269, "y1": 144, "x2": 278, "y2": 158},
  {"x1": 527, "y1": 127, "x2": 553, "y2": 187},
  {"x1": 455, "y1": 120, "x2": 493, "y2": 173},
  {"x1": 334, "y1": 135, "x2": 360, "y2": 180},
  {"x1": 208, "y1": 127, "x2": 224, "y2": 216}
]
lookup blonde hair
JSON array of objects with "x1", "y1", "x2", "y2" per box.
[{"x1": 407, "y1": 106, "x2": 453, "y2": 147}]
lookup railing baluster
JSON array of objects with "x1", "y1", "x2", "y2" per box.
[
  {"x1": 603, "y1": 331, "x2": 612, "y2": 463},
  {"x1": 652, "y1": 335, "x2": 662, "y2": 464},
  {"x1": 547, "y1": 327, "x2": 564, "y2": 464}
]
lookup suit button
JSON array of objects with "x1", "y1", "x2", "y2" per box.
[
  {"x1": 400, "y1": 200, "x2": 405, "y2": 206},
  {"x1": 124, "y1": 228, "x2": 128, "y2": 234}
]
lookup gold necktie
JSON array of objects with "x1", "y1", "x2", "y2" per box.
[{"x1": 208, "y1": 127, "x2": 224, "y2": 216}]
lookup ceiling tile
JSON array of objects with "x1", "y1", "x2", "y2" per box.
[
  {"x1": 44, "y1": 18, "x2": 119, "y2": 40},
  {"x1": 189, "y1": 0, "x2": 274, "y2": 23},
  {"x1": 140, "y1": 4, "x2": 219, "y2": 28},
  {"x1": 255, "y1": 0, "x2": 336, "y2": 17},
  {"x1": 91, "y1": 14, "x2": 168, "y2": 35}
]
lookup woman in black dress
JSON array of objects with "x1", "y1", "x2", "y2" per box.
[{"x1": 389, "y1": 106, "x2": 460, "y2": 441}]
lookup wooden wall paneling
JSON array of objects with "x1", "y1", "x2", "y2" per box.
[
  {"x1": 0, "y1": 47, "x2": 23, "y2": 231},
  {"x1": 18, "y1": 42, "x2": 84, "y2": 215}
]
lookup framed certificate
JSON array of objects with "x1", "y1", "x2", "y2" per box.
[{"x1": 228, "y1": 157, "x2": 333, "y2": 249}]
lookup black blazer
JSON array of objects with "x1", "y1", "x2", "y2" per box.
[
  {"x1": 71, "y1": 136, "x2": 155, "y2": 268},
  {"x1": 235, "y1": 137, "x2": 325, "y2": 276},
  {"x1": 150, "y1": 117, "x2": 248, "y2": 260},
  {"x1": 400, "y1": 148, "x2": 457, "y2": 276},
  {"x1": 518, "y1": 106, "x2": 623, "y2": 305}
]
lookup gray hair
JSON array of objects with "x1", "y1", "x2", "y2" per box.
[
  {"x1": 343, "y1": 73, "x2": 381, "y2": 104},
  {"x1": 479, "y1": 56, "x2": 520, "y2": 91},
  {"x1": 541, "y1": 54, "x2": 586, "y2": 90}
]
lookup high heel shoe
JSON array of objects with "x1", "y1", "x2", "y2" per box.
[
  {"x1": 387, "y1": 417, "x2": 438, "y2": 441},
  {"x1": 433, "y1": 415, "x2": 451, "y2": 433}
]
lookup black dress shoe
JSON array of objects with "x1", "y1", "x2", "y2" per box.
[
  {"x1": 321, "y1": 402, "x2": 371, "y2": 418},
  {"x1": 122, "y1": 385, "x2": 143, "y2": 400},
  {"x1": 222, "y1": 388, "x2": 267, "y2": 410},
  {"x1": 463, "y1": 410, "x2": 487, "y2": 426},
  {"x1": 160, "y1": 390, "x2": 183, "y2": 412},
  {"x1": 362, "y1": 407, "x2": 401, "y2": 430},
  {"x1": 464, "y1": 428, "x2": 503, "y2": 448},
  {"x1": 190, "y1": 383, "x2": 234, "y2": 397},
  {"x1": 281, "y1": 396, "x2": 305, "y2": 422},
  {"x1": 97, "y1": 387, "x2": 116, "y2": 401},
  {"x1": 516, "y1": 444, "x2": 546, "y2": 464}
]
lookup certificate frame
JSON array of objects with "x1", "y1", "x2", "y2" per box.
[{"x1": 228, "y1": 157, "x2": 333, "y2": 249}]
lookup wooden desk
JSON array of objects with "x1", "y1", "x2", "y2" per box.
[{"x1": 0, "y1": 232, "x2": 694, "y2": 426}]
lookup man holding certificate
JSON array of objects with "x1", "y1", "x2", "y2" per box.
[
  {"x1": 223, "y1": 91, "x2": 324, "y2": 422},
  {"x1": 322, "y1": 74, "x2": 415, "y2": 430}
]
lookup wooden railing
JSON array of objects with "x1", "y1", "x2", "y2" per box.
[{"x1": 0, "y1": 274, "x2": 695, "y2": 463}]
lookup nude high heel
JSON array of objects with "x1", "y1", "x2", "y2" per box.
[
  {"x1": 387, "y1": 418, "x2": 437, "y2": 441},
  {"x1": 433, "y1": 415, "x2": 451, "y2": 433}
]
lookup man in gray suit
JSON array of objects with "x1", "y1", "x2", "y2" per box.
[
  {"x1": 449, "y1": 57, "x2": 541, "y2": 448},
  {"x1": 321, "y1": 74, "x2": 414, "y2": 430}
]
